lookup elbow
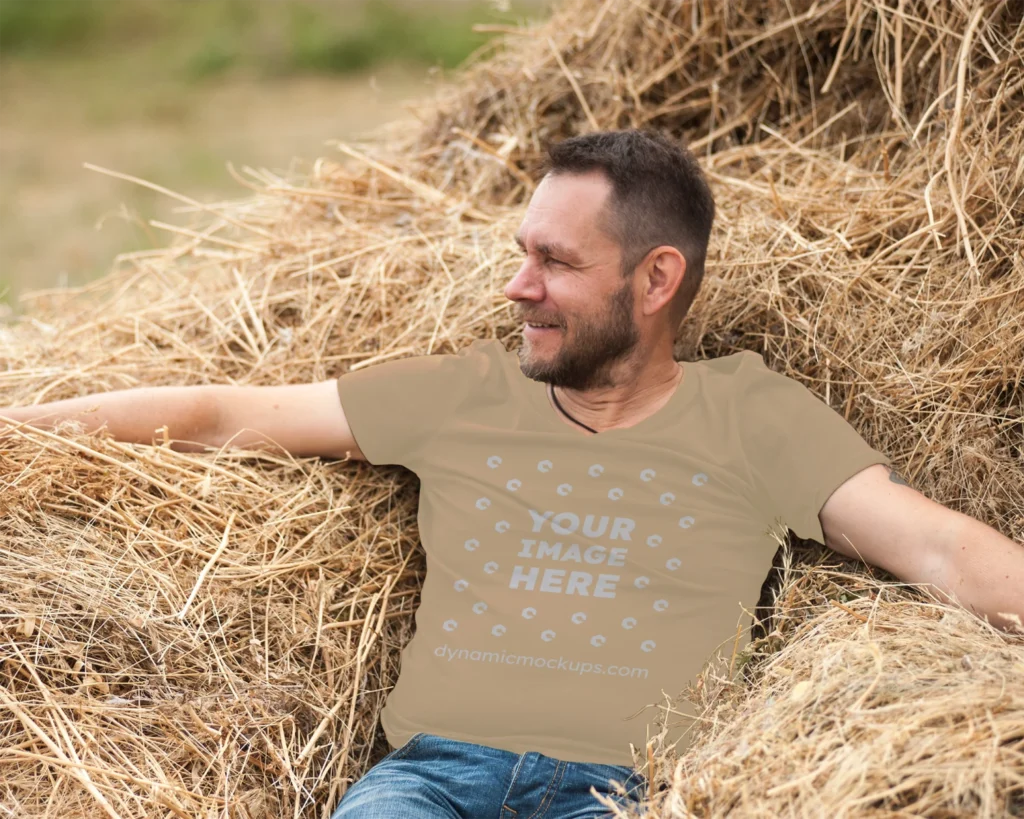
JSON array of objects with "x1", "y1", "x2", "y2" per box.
[
  {"x1": 923, "y1": 517, "x2": 974, "y2": 612},
  {"x1": 173, "y1": 386, "x2": 224, "y2": 450},
  {"x1": 189, "y1": 386, "x2": 281, "y2": 454}
]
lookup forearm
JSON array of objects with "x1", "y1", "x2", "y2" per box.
[
  {"x1": 941, "y1": 515, "x2": 1024, "y2": 632},
  {"x1": 0, "y1": 387, "x2": 219, "y2": 452}
]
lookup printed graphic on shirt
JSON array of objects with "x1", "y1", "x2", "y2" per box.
[
  {"x1": 435, "y1": 450, "x2": 714, "y2": 671},
  {"x1": 336, "y1": 339, "x2": 892, "y2": 763}
]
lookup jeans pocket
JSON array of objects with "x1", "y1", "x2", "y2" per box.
[
  {"x1": 586, "y1": 764, "x2": 640, "y2": 793},
  {"x1": 605, "y1": 767, "x2": 646, "y2": 802},
  {"x1": 381, "y1": 731, "x2": 427, "y2": 762},
  {"x1": 623, "y1": 771, "x2": 647, "y2": 802}
]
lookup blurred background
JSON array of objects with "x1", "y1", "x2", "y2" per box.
[{"x1": 0, "y1": 0, "x2": 547, "y2": 306}]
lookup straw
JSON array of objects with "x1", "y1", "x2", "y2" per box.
[{"x1": 2, "y1": 0, "x2": 1022, "y2": 815}]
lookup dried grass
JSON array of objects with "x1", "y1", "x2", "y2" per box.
[{"x1": 1, "y1": 0, "x2": 1022, "y2": 816}]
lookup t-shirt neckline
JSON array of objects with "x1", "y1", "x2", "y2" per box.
[{"x1": 499, "y1": 344, "x2": 699, "y2": 438}]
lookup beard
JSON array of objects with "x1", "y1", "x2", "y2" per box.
[{"x1": 517, "y1": 276, "x2": 640, "y2": 391}]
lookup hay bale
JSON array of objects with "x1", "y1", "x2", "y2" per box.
[
  {"x1": 1, "y1": 0, "x2": 1022, "y2": 816},
  {"x1": 649, "y1": 542, "x2": 1024, "y2": 817}
]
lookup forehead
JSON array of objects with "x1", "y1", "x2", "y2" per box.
[{"x1": 516, "y1": 171, "x2": 619, "y2": 253}]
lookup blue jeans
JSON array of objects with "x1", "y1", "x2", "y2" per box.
[{"x1": 331, "y1": 732, "x2": 647, "y2": 818}]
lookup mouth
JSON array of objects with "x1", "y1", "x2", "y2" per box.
[{"x1": 524, "y1": 321, "x2": 561, "y2": 336}]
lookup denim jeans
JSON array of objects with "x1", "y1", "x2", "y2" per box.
[{"x1": 330, "y1": 731, "x2": 647, "y2": 818}]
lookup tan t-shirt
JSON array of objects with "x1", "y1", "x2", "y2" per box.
[{"x1": 336, "y1": 338, "x2": 891, "y2": 766}]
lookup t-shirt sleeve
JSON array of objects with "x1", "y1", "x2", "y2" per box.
[
  {"x1": 335, "y1": 340, "x2": 486, "y2": 470},
  {"x1": 736, "y1": 351, "x2": 892, "y2": 544}
]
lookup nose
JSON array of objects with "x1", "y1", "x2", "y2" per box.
[{"x1": 504, "y1": 257, "x2": 544, "y2": 305}]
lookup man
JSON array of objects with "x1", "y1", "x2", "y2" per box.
[{"x1": 2, "y1": 130, "x2": 1022, "y2": 819}]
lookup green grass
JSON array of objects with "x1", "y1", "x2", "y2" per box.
[
  {"x1": 0, "y1": 0, "x2": 544, "y2": 81},
  {"x1": 0, "y1": 0, "x2": 549, "y2": 306},
  {"x1": 281, "y1": 0, "x2": 503, "y2": 75},
  {"x1": 0, "y1": 0, "x2": 108, "y2": 54}
]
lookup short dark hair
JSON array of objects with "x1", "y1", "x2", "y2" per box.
[{"x1": 543, "y1": 129, "x2": 715, "y2": 329}]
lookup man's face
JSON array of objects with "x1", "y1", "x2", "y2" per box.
[{"x1": 504, "y1": 171, "x2": 641, "y2": 391}]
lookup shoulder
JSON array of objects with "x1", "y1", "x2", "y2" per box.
[
  {"x1": 447, "y1": 338, "x2": 507, "y2": 377},
  {"x1": 697, "y1": 349, "x2": 805, "y2": 390},
  {"x1": 693, "y1": 351, "x2": 820, "y2": 429},
  {"x1": 691, "y1": 349, "x2": 777, "y2": 388},
  {"x1": 454, "y1": 337, "x2": 504, "y2": 361},
  {"x1": 401, "y1": 338, "x2": 510, "y2": 405},
  {"x1": 695, "y1": 349, "x2": 764, "y2": 375}
]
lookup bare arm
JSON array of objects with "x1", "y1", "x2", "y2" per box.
[
  {"x1": 0, "y1": 387, "x2": 219, "y2": 452},
  {"x1": 821, "y1": 464, "x2": 1024, "y2": 632},
  {"x1": 0, "y1": 381, "x2": 366, "y2": 460},
  {"x1": 939, "y1": 513, "x2": 1024, "y2": 632}
]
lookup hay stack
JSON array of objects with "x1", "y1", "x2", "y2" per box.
[{"x1": 2, "y1": 0, "x2": 1022, "y2": 816}]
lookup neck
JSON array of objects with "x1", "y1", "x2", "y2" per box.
[{"x1": 549, "y1": 358, "x2": 684, "y2": 433}]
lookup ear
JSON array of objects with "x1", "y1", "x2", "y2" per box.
[{"x1": 640, "y1": 246, "x2": 686, "y2": 318}]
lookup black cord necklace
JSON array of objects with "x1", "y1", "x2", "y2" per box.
[
  {"x1": 548, "y1": 383, "x2": 598, "y2": 433},
  {"x1": 548, "y1": 364, "x2": 684, "y2": 435}
]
